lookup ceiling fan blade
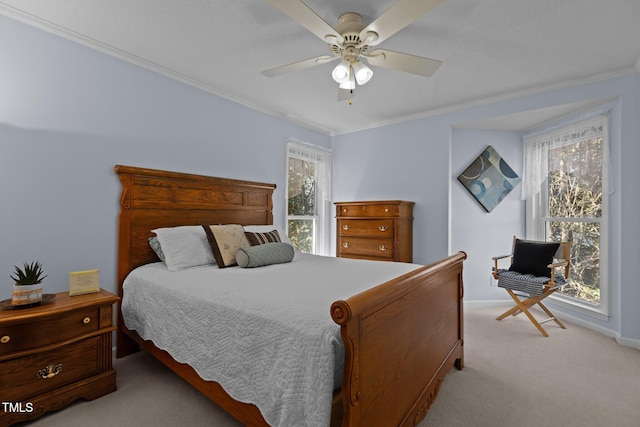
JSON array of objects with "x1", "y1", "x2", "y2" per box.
[
  {"x1": 359, "y1": 0, "x2": 446, "y2": 46},
  {"x1": 261, "y1": 55, "x2": 338, "y2": 77},
  {"x1": 338, "y1": 88, "x2": 355, "y2": 102},
  {"x1": 268, "y1": 0, "x2": 344, "y2": 44},
  {"x1": 365, "y1": 49, "x2": 442, "y2": 77}
]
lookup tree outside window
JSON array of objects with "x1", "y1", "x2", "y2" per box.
[
  {"x1": 288, "y1": 158, "x2": 316, "y2": 253},
  {"x1": 524, "y1": 113, "x2": 609, "y2": 313},
  {"x1": 286, "y1": 140, "x2": 331, "y2": 255},
  {"x1": 547, "y1": 137, "x2": 603, "y2": 304}
]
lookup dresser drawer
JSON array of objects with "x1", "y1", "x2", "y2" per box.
[
  {"x1": 337, "y1": 204, "x2": 398, "y2": 217},
  {"x1": 339, "y1": 219, "x2": 394, "y2": 237},
  {"x1": 339, "y1": 237, "x2": 394, "y2": 260},
  {"x1": 0, "y1": 307, "x2": 100, "y2": 356},
  {"x1": 1, "y1": 335, "x2": 101, "y2": 402}
]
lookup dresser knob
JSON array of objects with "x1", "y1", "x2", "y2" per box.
[
  {"x1": 83, "y1": 317, "x2": 91, "y2": 324},
  {"x1": 342, "y1": 242, "x2": 351, "y2": 248},
  {"x1": 379, "y1": 226, "x2": 388, "y2": 232},
  {"x1": 37, "y1": 364, "x2": 63, "y2": 379},
  {"x1": 385, "y1": 208, "x2": 389, "y2": 212},
  {"x1": 0, "y1": 335, "x2": 10, "y2": 344},
  {"x1": 342, "y1": 225, "x2": 351, "y2": 231},
  {"x1": 379, "y1": 245, "x2": 388, "y2": 251}
]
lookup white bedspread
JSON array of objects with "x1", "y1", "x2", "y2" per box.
[{"x1": 122, "y1": 252, "x2": 420, "y2": 427}]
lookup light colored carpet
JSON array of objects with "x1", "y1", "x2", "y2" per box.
[{"x1": 24, "y1": 306, "x2": 640, "y2": 426}]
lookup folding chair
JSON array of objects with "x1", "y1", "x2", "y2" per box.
[{"x1": 492, "y1": 237, "x2": 570, "y2": 337}]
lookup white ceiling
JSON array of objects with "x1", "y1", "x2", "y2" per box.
[{"x1": 2, "y1": 0, "x2": 639, "y2": 135}]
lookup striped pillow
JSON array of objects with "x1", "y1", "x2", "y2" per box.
[{"x1": 245, "y1": 230, "x2": 281, "y2": 246}]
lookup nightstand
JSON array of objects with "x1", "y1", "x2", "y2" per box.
[{"x1": 0, "y1": 289, "x2": 119, "y2": 426}]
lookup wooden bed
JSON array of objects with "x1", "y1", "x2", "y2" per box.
[{"x1": 114, "y1": 164, "x2": 466, "y2": 427}]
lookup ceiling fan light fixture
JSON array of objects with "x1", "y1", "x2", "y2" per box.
[
  {"x1": 339, "y1": 69, "x2": 356, "y2": 90},
  {"x1": 352, "y1": 61, "x2": 373, "y2": 85},
  {"x1": 332, "y1": 60, "x2": 351, "y2": 83}
]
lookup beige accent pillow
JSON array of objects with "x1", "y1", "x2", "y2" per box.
[{"x1": 202, "y1": 224, "x2": 250, "y2": 268}]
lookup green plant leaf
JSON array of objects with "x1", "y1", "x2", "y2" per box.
[{"x1": 10, "y1": 261, "x2": 47, "y2": 285}]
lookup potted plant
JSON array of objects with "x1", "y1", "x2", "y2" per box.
[{"x1": 11, "y1": 261, "x2": 47, "y2": 306}]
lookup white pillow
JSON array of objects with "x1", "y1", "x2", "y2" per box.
[
  {"x1": 243, "y1": 225, "x2": 293, "y2": 246},
  {"x1": 152, "y1": 226, "x2": 214, "y2": 271}
]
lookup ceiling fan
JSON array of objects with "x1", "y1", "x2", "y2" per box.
[{"x1": 262, "y1": 0, "x2": 446, "y2": 101}]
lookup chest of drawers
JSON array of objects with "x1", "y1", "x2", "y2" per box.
[
  {"x1": 335, "y1": 200, "x2": 414, "y2": 262},
  {"x1": 0, "y1": 290, "x2": 119, "y2": 425}
]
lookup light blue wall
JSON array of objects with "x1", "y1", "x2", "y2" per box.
[
  {"x1": 618, "y1": 74, "x2": 640, "y2": 341},
  {"x1": 450, "y1": 129, "x2": 524, "y2": 302},
  {"x1": 0, "y1": 16, "x2": 330, "y2": 300},
  {"x1": 331, "y1": 118, "x2": 452, "y2": 263},
  {"x1": 333, "y1": 73, "x2": 640, "y2": 345}
]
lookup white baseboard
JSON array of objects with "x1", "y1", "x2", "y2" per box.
[
  {"x1": 464, "y1": 299, "x2": 640, "y2": 350},
  {"x1": 554, "y1": 310, "x2": 640, "y2": 350},
  {"x1": 463, "y1": 299, "x2": 511, "y2": 308},
  {"x1": 616, "y1": 336, "x2": 640, "y2": 350}
]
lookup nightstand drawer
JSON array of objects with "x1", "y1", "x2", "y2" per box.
[
  {"x1": 337, "y1": 204, "x2": 399, "y2": 217},
  {"x1": 339, "y1": 219, "x2": 394, "y2": 236},
  {"x1": 0, "y1": 307, "x2": 100, "y2": 356},
  {"x1": 2, "y1": 336, "x2": 101, "y2": 402},
  {"x1": 339, "y1": 237, "x2": 394, "y2": 260}
]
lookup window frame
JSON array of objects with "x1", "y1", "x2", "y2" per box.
[
  {"x1": 524, "y1": 114, "x2": 610, "y2": 320},
  {"x1": 285, "y1": 139, "x2": 331, "y2": 255}
]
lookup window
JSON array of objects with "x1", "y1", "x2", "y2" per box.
[
  {"x1": 286, "y1": 140, "x2": 331, "y2": 255},
  {"x1": 523, "y1": 114, "x2": 610, "y2": 316}
]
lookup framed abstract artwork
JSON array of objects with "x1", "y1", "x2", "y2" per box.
[{"x1": 457, "y1": 146, "x2": 521, "y2": 212}]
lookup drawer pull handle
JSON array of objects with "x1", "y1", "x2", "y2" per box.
[
  {"x1": 37, "y1": 364, "x2": 63, "y2": 379},
  {"x1": 343, "y1": 242, "x2": 351, "y2": 248},
  {"x1": 83, "y1": 317, "x2": 91, "y2": 324},
  {"x1": 379, "y1": 226, "x2": 388, "y2": 232},
  {"x1": 0, "y1": 335, "x2": 10, "y2": 344},
  {"x1": 342, "y1": 225, "x2": 351, "y2": 231},
  {"x1": 379, "y1": 245, "x2": 388, "y2": 251},
  {"x1": 385, "y1": 208, "x2": 389, "y2": 212}
]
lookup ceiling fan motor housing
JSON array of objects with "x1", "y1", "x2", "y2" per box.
[
  {"x1": 336, "y1": 12, "x2": 365, "y2": 34},
  {"x1": 329, "y1": 13, "x2": 370, "y2": 62}
]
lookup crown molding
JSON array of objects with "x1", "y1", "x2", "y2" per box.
[
  {"x1": 0, "y1": 5, "x2": 334, "y2": 135},
  {"x1": 332, "y1": 66, "x2": 638, "y2": 136}
]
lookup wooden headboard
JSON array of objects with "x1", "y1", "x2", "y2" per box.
[{"x1": 114, "y1": 165, "x2": 276, "y2": 355}]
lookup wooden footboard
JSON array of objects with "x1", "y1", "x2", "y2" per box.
[{"x1": 331, "y1": 251, "x2": 466, "y2": 427}]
